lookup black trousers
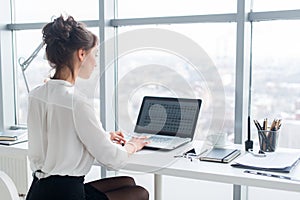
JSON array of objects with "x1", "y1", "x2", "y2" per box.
[{"x1": 26, "y1": 175, "x2": 109, "y2": 200}]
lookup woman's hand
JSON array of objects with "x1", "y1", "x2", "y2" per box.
[
  {"x1": 110, "y1": 131, "x2": 126, "y2": 145},
  {"x1": 124, "y1": 136, "x2": 150, "y2": 154}
]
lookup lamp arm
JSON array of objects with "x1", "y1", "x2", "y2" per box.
[
  {"x1": 18, "y1": 42, "x2": 45, "y2": 93},
  {"x1": 18, "y1": 42, "x2": 44, "y2": 72}
]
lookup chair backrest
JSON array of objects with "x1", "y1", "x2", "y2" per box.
[{"x1": 0, "y1": 171, "x2": 19, "y2": 200}]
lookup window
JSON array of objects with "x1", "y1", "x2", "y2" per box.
[
  {"x1": 117, "y1": 24, "x2": 236, "y2": 141},
  {"x1": 14, "y1": 0, "x2": 99, "y2": 23},
  {"x1": 252, "y1": 0, "x2": 300, "y2": 11},
  {"x1": 118, "y1": 0, "x2": 236, "y2": 18},
  {"x1": 11, "y1": 0, "x2": 100, "y2": 125},
  {"x1": 10, "y1": 0, "x2": 300, "y2": 151},
  {"x1": 15, "y1": 30, "x2": 49, "y2": 124},
  {"x1": 251, "y1": 20, "x2": 300, "y2": 149}
]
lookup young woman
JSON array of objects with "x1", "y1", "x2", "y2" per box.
[{"x1": 26, "y1": 15, "x2": 149, "y2": 200}]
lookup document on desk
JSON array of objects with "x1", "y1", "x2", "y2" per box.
[{"x1": 231, "y1": 151, "x2": 300, "y2": 173}]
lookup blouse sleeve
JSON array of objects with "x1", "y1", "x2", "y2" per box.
[{"x1": 73, "y1": 99, "x2": 130, "y2": 170}]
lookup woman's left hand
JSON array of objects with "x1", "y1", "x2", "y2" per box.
[{"x1": 110, "y1": 131, "x2": 126, "y2": 145}]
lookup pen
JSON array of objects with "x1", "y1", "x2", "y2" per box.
[
  {"x1": 263, "y1": 118, "x2": 268, "y2": 131},
  {"x1": 244, "y1": 170, "x2": 300, "y2": 182},
  {"x1": 277, "y1": 119, "x2": 282, "y2": 130},
  {"x1": 253, "y1": 120, "x2": 262, "y2": 130}
]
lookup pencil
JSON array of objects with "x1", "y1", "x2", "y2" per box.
[{"x1": 270, "y1": 119, "x2": 276, "y2": 131}]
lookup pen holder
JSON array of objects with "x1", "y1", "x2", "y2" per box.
[{"x1": 258, "y1": 130, "x2": 280, "y2": 152}]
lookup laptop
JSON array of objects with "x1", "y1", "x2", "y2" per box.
[{"x1": 132, "y1": 96, "x2": 202, "y2": 150}]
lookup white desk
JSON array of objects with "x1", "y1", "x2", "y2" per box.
[
  {"x1": 1, "y1": 141, "x2": 300, "y2": 200},
  {"x1": 121, "y1": 141, "x2": 300, "y2": 200}
]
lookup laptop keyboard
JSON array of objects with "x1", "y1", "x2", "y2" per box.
[
  {"x1": 124, "y1": 134, "x2": 191, "y2": 149},
  {"x1": 147, "y1": 136, "x2": 173, "y2": 144}
]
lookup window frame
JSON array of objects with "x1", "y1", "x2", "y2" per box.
[{"x1": 0, "y1": 0, "x2": 16, "y2": 131}]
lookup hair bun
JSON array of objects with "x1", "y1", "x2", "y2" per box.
[{"x1": 43, "y1": 15, "x2": 78, "y2": 46}]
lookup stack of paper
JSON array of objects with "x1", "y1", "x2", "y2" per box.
[
  {"x1": 0, "y1": 130, "x2": 28, "y2": 145},
  {"x1": 231, "y1": 151, "x2": 300, "y2": 173}
]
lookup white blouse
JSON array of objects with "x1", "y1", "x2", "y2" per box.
[{"x1": 27, "y1": 79, "x2": 129, "y2": 177}]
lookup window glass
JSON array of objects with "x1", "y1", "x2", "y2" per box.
[
  {"x1": 14, "y1": 0, "x2": 98, "y2": 23},
  {"x1": 15, "y1": 30, "x2": 48, "y2": 124},
  {"x1": 15, "y1": 28, "x2": 99, "y2": 124},
  {"x1": 251, "y1": 20, "x2": 300, "y2": 149},
  {"x1": 252, "y1": 0, "x2": 300, "y2": 11},
  {"x1": 117, "y1": 24, "x2": 236, "y2": 141},
  {"x1": 118, "y1": 0, "x2": 236, "y2": 18}
]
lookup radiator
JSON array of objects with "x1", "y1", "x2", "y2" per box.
[{"x1": 0, "y1": 148, "x2": 31, "y2": 196}]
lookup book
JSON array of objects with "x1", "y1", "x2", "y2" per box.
[
  {"x1": 231, "y1": 151, "x2": 300, "y2": 173},
  {"x1": 0, "y1": 130, "x2": 28, "y2": 145},
  {"x1": 199, "y1": 148, "x2": 241, "y2": 163},
  {"x1": 0, "y1": 135, "x2": 28, "y2": 145}
]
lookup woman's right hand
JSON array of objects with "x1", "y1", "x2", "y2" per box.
[{"x1": 124, "y1": 136, "x2": 150, "y2": 154}]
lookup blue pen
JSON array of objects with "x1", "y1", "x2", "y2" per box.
[{"x1": 244, "y1": 170, "x2": 300, "y2": 182}]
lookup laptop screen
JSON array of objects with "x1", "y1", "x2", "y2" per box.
[{"x1": 134, "y1": 96, "x2": 202, "y2": 138}]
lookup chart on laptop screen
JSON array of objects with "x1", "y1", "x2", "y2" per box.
[{"x1": 134, "y1": 97, "x2": 201, "y2": 138}]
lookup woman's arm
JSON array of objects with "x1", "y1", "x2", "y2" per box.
[{"x1": 73, "y1": 100, "x2": 148, "y2": 170}]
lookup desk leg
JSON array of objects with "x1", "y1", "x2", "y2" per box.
[
  {"x1": 101, "y1": 167, "x2": 107, "y2": 178},
  {"x1": 241, "y1": 185, "x2": 248, "y2": 200},
  {"x1": 233, "y1": 185, "x2": 248, "y2": 200},
  {"x1": 154, "y1": 174, "x2": 162, "y2": 200}
]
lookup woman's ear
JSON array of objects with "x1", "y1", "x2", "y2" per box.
[{"x1": 77, "y1": 48, "x2": 86, "y2": 62}]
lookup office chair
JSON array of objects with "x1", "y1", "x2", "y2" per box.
[{"x1": 0, "y1": 171, "x2": 20, "y2": 200}]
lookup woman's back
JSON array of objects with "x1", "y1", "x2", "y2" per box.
[{"x1": 28, "y1": 79, "x2": 95, "y2": 177}]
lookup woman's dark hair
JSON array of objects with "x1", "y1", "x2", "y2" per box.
[{"x1": 42, "y1": 15, "x2": 97, "y2": 79}]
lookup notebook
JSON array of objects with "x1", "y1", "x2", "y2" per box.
[
  {"x1": 200, "y1": 148, "x2": 241, "y2": 163},
  {"x1": 0, "y1": 130, "x2": 28, "y2": 145},
  {"x1": 132, "y1": 96, "x2": 202, "y2": 150}
]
